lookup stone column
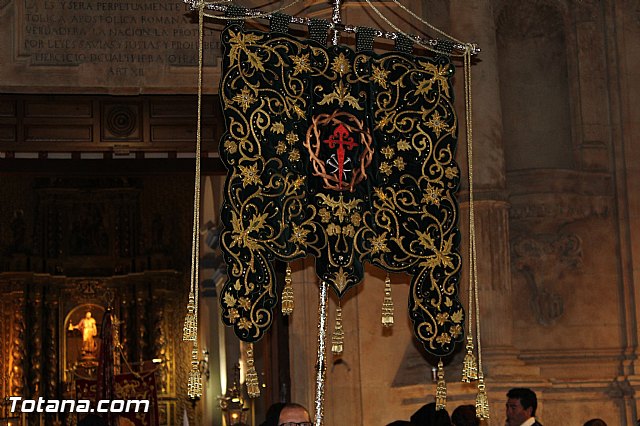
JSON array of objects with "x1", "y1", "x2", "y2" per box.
[{"x1": 449, "y1": 0, "x2": 530, "y2": 376}]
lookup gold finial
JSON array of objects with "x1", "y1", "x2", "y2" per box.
[
  {"x1": 182, "y1": 294, "x2": 197, "y2": 341},
  {"x1": 475, "y1": 375, "x2": 490, "y2": 419},
  {"x1": 282, "y1": 263, "x2": 294, "y2": 315},
  {"x1": 462, "y1": 335, "x2": 478, "y2": 382},
  {"x1": 187, "y1": 344, "x2": 203, "y2": 399},
  {"x1": 331, "y1": 305, "x2": 344, "y2": 355},
  {"x1": 381, "y1": 274, "x2": 394, "y2": 327},
  {"x1": 435, "y1": 360, "x2": 447, "y2": 411},
  {"x1": 245, "y1": 343, "x2": 260, "y2": 398}
]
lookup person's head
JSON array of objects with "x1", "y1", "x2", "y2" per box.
[
  {"x1": 386, "y1": 421, "x2": 412, "y2": 426},
  {"x1": 86, "y1": 312, "x2": 92, "y2": 318},
  {"x1": 259, "y1": 402, "x2": 286, "y2": 426},
  {"x1": 506, "y1": 388, "x2": 538, "y2": 426},
  {"x1": 278, "y1": 403, "x2": 311, "y2": 426},
  {"x1": 584, "y1": 419, "x2": 607, "y2": 426},
  {"x1": 451, "y1": 404, "x2": 479, "y2": 426},
  {"x1": 410, "y1": 402, "x2": 451, "y2": 426}
]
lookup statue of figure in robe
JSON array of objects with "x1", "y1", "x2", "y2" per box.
[{"x1": 69, "y1": 311, "x2": 98, "y2": 357}]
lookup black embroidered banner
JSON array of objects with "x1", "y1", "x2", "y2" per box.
[{"x1": 218, "y1": 23, "x2": 463, "y2": 355}]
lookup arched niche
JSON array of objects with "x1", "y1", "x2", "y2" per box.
[
  {"x1": 496, "y1": 0, "x2": 574, "y2": 171},
  {"x1": 63, "y1": 303, "x2": 105, "y2": 382}
]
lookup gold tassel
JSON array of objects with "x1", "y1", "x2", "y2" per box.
[
  {"x1": 461, "y1": 335, "x2": 478, "y2": 382},
  {"x1": 182, "y1": 294, "x2": 196, "y2": 341},
  {"x1": 245, "y1": 343, "x2": 260, "y2": 398},
  {"x1": 381, "y1": 274, "x2": 394, "y2": 327},
  {"x1": 475, "y1": 375, "x2": 490, "y2": 420},
  {"x1": 331, "y1": 305, "x2": 344, "y2": 355},
  {"x1": 187, "y1": 345, "x2": 202, "y2": 399},
  {"x1": 282, "y1": 263, "x2": 294, "y2": 315},
  {"x1": 435, "y1": 359, "x2": 447, "y2": 411}
]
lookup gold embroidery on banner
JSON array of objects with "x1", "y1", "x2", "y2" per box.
[
  {"x1": 318, "y1": 80, "x2": 364, "y2": 110},
  {"x1": 219, "y1": 25, "x2": 463, "y2": 355}
]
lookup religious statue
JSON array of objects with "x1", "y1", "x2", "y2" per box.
[{"x1": 69, "y1": 311, "x2": 98, "y2": 358}]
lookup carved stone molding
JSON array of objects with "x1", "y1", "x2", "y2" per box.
[
  {"x1": 102, "y1": 103, "x2": 141, "y2": 141},
  {"x1": 607, "y1": 376, "x2": 635, "y2": 399},
  {"x1": 508, "y1": 169, "x2": 612, "y2": 222},
  {"x1": 512, "y1": 233, "x2": 582, "y2": 325}
]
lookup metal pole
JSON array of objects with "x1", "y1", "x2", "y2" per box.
[
  {"x1": 331, "y1": 0, "x2": 342, "y2": 46},
  {"x1": 313, "y1": 281, "x2": 329, "y2": 426}
]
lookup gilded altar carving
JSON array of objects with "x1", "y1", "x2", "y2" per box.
[
  {"x1": 120, "y1": 297, "x2": 133, "y2": 365},
  {"x1": 29, "y1": 287, "x2": 43, "y2": 399},
  {"x1": 136, "y1": 289, "x2": 148, "y2": 364},
  {"x1": 0, "y1": 268, "x2": 186, "y2": 426},
  {"x1": 0, "y1": 295, "x2": 5, "y2": 399},
  {"x1": 152, "y1": 295, "x2": 169, "y2": 395},
  {"x1": 10, "y1": 296, "x2": 26, "y2": 397},
  {"x1": 46, "y1": 296, "x2": 59, "y2": 400}
]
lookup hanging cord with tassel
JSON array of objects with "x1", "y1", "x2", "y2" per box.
[
  {"x1": 245, "y1": 343, "x2": 261, "y2": 398},
  {"x1": 463, "y1": 46, "x2": 489, "y2": 421},
  {"x1": 282, "y1": 263, "x2": 294, "y2": 315},
  {"x1": 461, "y1": 47, "x2": 478, "y2": 386},
  {"x1": 381, "y1": 274, "x2": 394, "y2": 327},
  {"x1": 184, "y1": 0, "x2": 205, "y2": 400}
]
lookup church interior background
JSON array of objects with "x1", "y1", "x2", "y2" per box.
[{"x1": 1, "y1": 0, "x2": 640, "y2": 425}]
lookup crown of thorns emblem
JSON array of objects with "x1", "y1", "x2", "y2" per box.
[{"x1": 304, "y1": 111, "x2": 374, "y2": 192}]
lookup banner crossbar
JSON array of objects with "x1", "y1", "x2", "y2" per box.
[{"x1": 182, "y1": 0, "x2": 480, "y2": 55}]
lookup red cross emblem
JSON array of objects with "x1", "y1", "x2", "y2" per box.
[{"x1": 323, "y1": 124, "x2": 358, "y2": 187}]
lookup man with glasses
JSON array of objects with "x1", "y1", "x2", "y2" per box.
[{"x1": 278, "y1": 403, "x2": 312, "y2": 426}]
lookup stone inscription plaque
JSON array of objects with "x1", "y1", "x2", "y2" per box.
[{"x1": 1, "y1": 1, "x2": 224, "y2": 91}]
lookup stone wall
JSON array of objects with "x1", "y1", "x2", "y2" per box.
[{"x1": 1, "y1": 0, "x2": 639, "y2": 425}]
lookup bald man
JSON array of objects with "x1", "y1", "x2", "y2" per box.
[{"x1": 278, "y1": 403, "x2": 311, "y2": 426}]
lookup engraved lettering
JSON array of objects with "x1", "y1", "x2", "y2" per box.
[{"x1": 17, "y1": 1, "x2": 221, "y2": 73}]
